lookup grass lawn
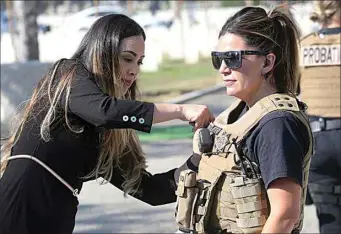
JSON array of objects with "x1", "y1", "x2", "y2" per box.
[
  {"x1": 138, "y1": 124, "x2": 194, "y2": 142},
  {"x1": 138, "y1": 57, "x2": 219, "y2": 102}
]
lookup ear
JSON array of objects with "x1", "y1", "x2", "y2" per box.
[{"x1": 262, "y1": 53, "x2": 276, "y2": 74}]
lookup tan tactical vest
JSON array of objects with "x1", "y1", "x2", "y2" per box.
[
  {"x1": 175, "y1": 94, "x2": 313, "y2": 234},
  {"x1": 299, "y1": 32, "x2": 341, "y2": 117}
]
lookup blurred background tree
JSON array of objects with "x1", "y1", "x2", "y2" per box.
[{"x1": 6, "y1": 0, "x2": 39, "y2": 61}]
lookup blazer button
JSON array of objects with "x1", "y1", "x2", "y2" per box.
[
  {"x1": 131, "y1": 116, "x2": 137, "y2": 122},
  {"x1": 139, "y1": 118, "x2": 145, "y2": 124},
  {"x1": 123, "y1": 115, "x2": 129, "y2": 122}
]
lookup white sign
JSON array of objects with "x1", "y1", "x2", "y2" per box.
[{"x1": 300, "y1": 44, "x2": 340, "y2": 67}]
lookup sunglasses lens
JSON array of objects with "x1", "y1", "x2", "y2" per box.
[
  {"x1": 224, "y1": 58, "x2": 237, "y2": 69},
  {"x1": 211, "y1": 51, "x2": 242, "y2": 70},
  {"x1": 211, "y1": 53, "x2": 221, "y2": 70},
  {"x1": 225, "y1": 52, "x2": 241, "y2": 69}
]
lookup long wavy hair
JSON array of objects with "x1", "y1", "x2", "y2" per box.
[{"x1": 1, "y1": 14, "x2": 147, "y2": 196}]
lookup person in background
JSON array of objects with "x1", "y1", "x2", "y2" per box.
[
  {"x1": 150, "y1": 0, "x2": 161, "y2": 16},
  {"x1": 299, "y1": 1, "x2": 341, "y2": 233}
]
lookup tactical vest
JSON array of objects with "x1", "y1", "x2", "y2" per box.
[
  {"x1": 175, "y1": 94, "x2": 313, "y2": 234},
  {"x1": 299, "y1": 31, "x2": 341, "y2": 117}
]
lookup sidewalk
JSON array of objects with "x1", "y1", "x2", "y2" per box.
[{"x1": 151, "y1": 84, "x2": 226, "y2": 127}]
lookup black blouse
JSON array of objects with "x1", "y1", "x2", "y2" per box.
[{"x1": 0, "y1": 59, "x2": 181, "y2": 234}]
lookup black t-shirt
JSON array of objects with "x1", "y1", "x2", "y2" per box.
[{"x1": 240, "y1": 107, "x2": 310, "y2": 189}]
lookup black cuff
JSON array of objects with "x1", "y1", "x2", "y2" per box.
[
  {"x1": 174, "y1": 154, "x2": 201, "y2": 185},
  {"x1": 141, "y1": 102, "x2": 154, "y2": 133},
  {"x1": 186, "y1": 153, "x2": 201, "y2": 172}
]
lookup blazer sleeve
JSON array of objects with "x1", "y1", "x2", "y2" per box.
[
  {"x1": 61, "y1": 61, "x2": 154, "y2": 133},
  {"x1": 107, "y1": 153, "x2": 202, "y2": 206},
  {"x1": 109, "y1": 167, "x2": 178, "y2": 206}
]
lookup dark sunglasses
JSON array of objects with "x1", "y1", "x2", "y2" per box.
[{"x1": 211, "y1": 50, "x2": 267, "y2": 70}]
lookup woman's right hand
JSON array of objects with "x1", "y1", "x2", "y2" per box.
[{"x1": 179, "y1": 104, "x2": 215, "y2": 131}]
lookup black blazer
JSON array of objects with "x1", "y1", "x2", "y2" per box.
[
  {"x1": 60, "y1": 59, "x2": 155, "y2": 132},
  {"x1": 0, "y1": 59, "x2": 179, "y2": 234}
]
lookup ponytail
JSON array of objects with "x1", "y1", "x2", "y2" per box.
[{"x1": 267, "y1": 5, "x2": 301, "y2": 94}]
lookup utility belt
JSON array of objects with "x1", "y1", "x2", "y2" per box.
[
  {"x1": 308, "y1": 183, "x2": 341, "y2": 205},
  {"x1": 309, "y1": 117, "x2": 341, "y2": 133}
]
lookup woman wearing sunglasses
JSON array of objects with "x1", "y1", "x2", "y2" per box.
[
  {"x1": 175, "y1": 5, "x2": 313, "y2": 234},
  {"x1": 299, "y1": 1, "x2": 341, "y2": 233},
  {"x1": 0, "y1": 14, "x2": 214, "y2": 234},
  {"x1": 210, "y1": 5, "x2": 313, "y2": 234}
]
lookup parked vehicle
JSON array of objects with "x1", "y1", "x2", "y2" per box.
[
  {"x1": 1, "y1": 10, "x2": 51, "y2": 34},
  {"x1": 57, "y1": 5, "x2": 127, "y2": 34},
  {"x1": 131, "y1": 11, "x2": 174, "y2": 30}
]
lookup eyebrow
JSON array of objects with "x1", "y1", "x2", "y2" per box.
[{"x1": 122, "y1": 50, "x2": 145, "y2": 58}]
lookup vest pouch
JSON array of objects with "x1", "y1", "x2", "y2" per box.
[
  {"x1": 230, "y1": 176, "x2": 268, "y2": 234},
  {"x1": 175, "y1": 169, "x2": 199, "y2": 232},
  {"x1": 193, "y1": 179, "x2": 213, "y2": 234}
]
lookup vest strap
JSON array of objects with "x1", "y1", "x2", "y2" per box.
[
  {"x1": 214, "y1": 94, "x2": 300, "y2": 139},
  {"x1": 230, "y1": 183, "x2": 262, "y2": 199},
  {"x1": 236, "y1": 200, "x2": 268, "y2": 214},
  {"x1": 218, "y1": 205, "x2": 238, "y2": 218},
  {"x1": 236, "y1": 215, "x2": 267, "y2": 228}
]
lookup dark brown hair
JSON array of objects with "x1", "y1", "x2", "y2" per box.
[
  {"x1": 1, "y1": 14, "x2": 147, "y2": 195},
  {"x1": 219, "y1": 5, "x2": 301, "y2": 94}
]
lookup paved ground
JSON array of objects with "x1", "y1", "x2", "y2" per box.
[
  {"x1": 74, "y1": 89, "x2": 319, "y2": 233},
  {"x1": 155, "y1": 87, "x2": 234, "y2": 128}
]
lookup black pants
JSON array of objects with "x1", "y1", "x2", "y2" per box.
[{"x1": 308, "y1": 117, "x2": 341, "y2": 233}]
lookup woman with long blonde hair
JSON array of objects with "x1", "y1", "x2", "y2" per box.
[{"x1": 0, "y1": 14, "x2": 214, "y2": 234}]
